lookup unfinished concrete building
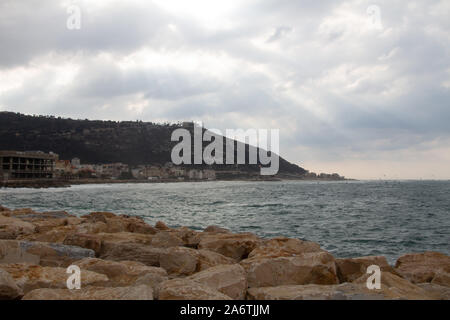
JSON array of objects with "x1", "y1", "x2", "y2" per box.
[{"x1": 0, "y1": 151, "x2": 57, "y2": 180}]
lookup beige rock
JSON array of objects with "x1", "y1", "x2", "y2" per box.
[
  {"x1": 198, "y1": 232, "x2": 261, "y2": 261},
  {"x1": 150, "y1": 231, "x2": 184, "y2": 248},
  {"x1": 417, "y1": 283, "x2": 450, "y2": 300},
  {"x1": 248, "y1": 237, "x2": 323, "y2": 260},
  {"x1": 0, "y1": 215, "x2": 36, "y2": 240},
  {"x1": 64, "y1": 232, "x2": 155, "y2": 255},
  {"x1": 395, "y1": 252, "x2": 450, "y2": 284},
  {"x1": 242, "y1": 251, "x2": 339, "y2": 288},
  {"x1": 158, "y1": 278, "x2": 232, "y2": 300},
  {"x1": 155, "y1": 221, "x2": 170, "y2": 230},
  {"x1": 247, "y1": 272, "x2": 435, "y2": 300},
  {"x1": 73, "y1": 258, "x2": 167, "y2": 287},
  {"x1": 20, "y1": 225, "x2": 78, "y2": 243},
  {"x1": 353, "y1": 271, "x2": 435, "y2": 300},
  {"x1": 203, "y1": 226, "x2": 230, "y2": 233},
  {"x1": 98, "y1": 232, "x2": 154, "y2": 245},
  {"x1": 64, "y1": 233, "x2": 103, "y2": 255},
  {"x1": 0, "y1": 240, "x2": 95, "y2": 267},
  {"x1": 82, "y1": 212, "x2": 158, "y2": 234},
  {"x1": 159, "y1": 246, "x2": 199, "y2": 276},
  {"x1": 170, "y1": 227, "x2": 199, "y2": 247},
  {"x1": 197, "y1": 249, "x2": 235, "y2": 272},
  {"x1": 431, "y1": 271, "x2": 450, "y2": 287},
  {"x1": 12, "y1": 211, "x2": 77, "y2": 235},
  {"x1": 0, "y1": 268, "x2": 23, "y2": 299},
  {"x1": 1, "y1": 263, "x2": 107, "y2": 294},
  {"x1": 10, "y1": 208, "x2": 35, "y2": 216},
  {"x1": 134, "y1": 272, "x2": 169, "y2": 299},
  {"x1": 187, "y1": 264, "x2": 247, "y2": 300},
  {"x1": 99, "y1": 243, "x2": 163, "y2": 267},
  {"x1": 336, "y1": 256, "x2": 395, "y2": 283},
  {"x1": 22, "y1": 285, "x2": 153, "y2": 300},
  {"x1": 247, "y1": 284, "x2": 366, "y2": 300}
]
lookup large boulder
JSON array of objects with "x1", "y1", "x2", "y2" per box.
[
  {"x1": 353, "y1": 271, "x2": 435, "y2": 300},
  {"x1": 394, "y1": 252, "x2": 450, "y2": 284},
  {"x1": 99, "y1": 243, "x2": 163, "y2": 267},
  {"x1": 335, "y1": 256, "x2": 395, "y2": 283},
  {"x1": 169, "y1": 227, "x2": 199, "y2": 248},
  {"x1": 1, "y1": 263, "x2": 107, "y2": 294},
  {"x1": 73, "y1": 258, "x2": 167, "y2": 287},
  {"x1": 65, "y1": 232, "x2": 156, "y2": 256},
  {"x1": 159, "y1": 247, "x2": 236, "y2": 276},
  {"x1": 83, "y1": 212, "x2": 158, "y2": 235},
  {"x1": 187, "y1": 264, "x2": 247, "y2": 300},
  {"x1": 248, "y1": 237, "x2": 323, "y2": 260},
  {"x1": 0, "y1": 215, "x2": 36, "y2": 240},
  {"x1": 22, "y1": 285, "x2": 153, "y2": 300},
  {"x1": 417, "y1": 283, "x2": 450, "y2": 300},
  {"x1": 154, "y1": 221, "x2": 170, "y2": 230},
  {"x1": 20, "y1": 225, "x2": 79, "y2": 243},
  {"x1": 431, "y1": 271, "x2": 450, "y2": 287},
  {"x1": 0, "y1": 240, "x2": 95, "y2": 267},
  {"x1": 158, "y1": 278, "x2": 232, "y2": 300},
  {"x1": 150, "y1": 231, "x2": 184, "y2": 248},
  {"x1": 0, "y1": 268, "x2": 22, "y2": 299},
  {"x1": 159, "y1": 247, "x2": 199, "y2": 276},
  {"x1": 197, "y1": 249, "x2": 235, "y2": 271},
  {"x1": 241, "y1": 251, "x2": 339, "y2": 288},
  {"x1": 198, "y1": 233, "x2": 261, "y2": 261},
  {"x1": 203, "y1": 226, "x2": 230, "y2": 233},
  {"x1": 247, "y1": 272, "x2": 434, "y2": 300}
]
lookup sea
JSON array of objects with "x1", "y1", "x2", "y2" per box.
[{"x1": 1, "y1": 180, "x2": 449, "y2": 264}]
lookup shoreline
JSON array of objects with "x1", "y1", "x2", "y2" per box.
[
  {"x1": 0, "y1": 176, "x2": 352, "y2": 189},
  {"x1": 0, "y1": 206, "x2": 448, "y2": 300}
]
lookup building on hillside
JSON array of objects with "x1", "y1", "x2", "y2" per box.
[
  {"x1": 54, "y1": 159, "x2": 73, "y2": 178},
  {"x1": 0, "y1": 150, "x2": 57, "y2": 180}
]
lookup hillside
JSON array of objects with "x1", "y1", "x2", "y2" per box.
[{"x1": 0, "y1": 112, "x2": 307, "y2": 175}]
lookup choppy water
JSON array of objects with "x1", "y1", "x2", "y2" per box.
[{"x1": 1, "y1": 180, "x2": 449, "y2": 263}]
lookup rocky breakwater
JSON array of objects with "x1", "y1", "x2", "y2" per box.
[{"x1": 0, "y1": 205, "x2": 449, "y2": 300}]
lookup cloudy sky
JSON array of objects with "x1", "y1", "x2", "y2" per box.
[{"x1": 0, "y1": 0, "x2": 449, "y2": 179}]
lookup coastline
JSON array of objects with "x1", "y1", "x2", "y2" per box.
[
  {"x1": 0, "y1": 176, "x2": 352, "y2": 189},
  {"x1": 0, "y1": 206, "x2": 448, "y2": 300}
]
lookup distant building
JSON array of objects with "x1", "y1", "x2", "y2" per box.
[
  {"x1": 0, "y1": 150, "x2": 57, "y2": 180},
  {"x1": 71, "y1": 158, "x2": 81, "y2": 168},
  {"x1": 55, "y1": 159, "x2": 73, "y2": 178},
  {"x1": 101, "y1": 163, "x2": 129, "y2": 179}
]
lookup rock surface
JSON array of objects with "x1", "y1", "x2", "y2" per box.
[
  {"x1": 158, "y1": 278, "x2": 232, "y2": 300},
  {"x1": 248, "y1": 272, "x2": 434, "y2": 300},
  {"x1": 73, "y1": 257, "x2": 167, "y2": 287},
  {"x1": 0, "y1": 207, "x2": 448, "y2": 300},
  {"x1": 335, "y1": 256, "x2": 395, "y2": 283},
  {"x1": 0, "y1": 240, "x2": 95, "y2": 267},
  {"x1": 99, "y1": 243, "x2": 163, "y2": 266},
  {"x1": 22, "y1": 285, "x2": 153, "y2": 300},
  {"x1": 1, "y1": 263, "x2": 107, "y2": 294},
  {"x1": 394, "y1": 252, "x2": 450, "y2": 284},
  {"x1": 0, "y1": 268, "x2": 23, "y2": 299},
  {"x1": 198, "y1": 232, "x2": 261, "y2": 261},
  {"x1": 242, "y1": 251, "x2": 339, "y2": 288},
  {"x1": 187, "y1": 264, "x2": 247, "y2": 299}
]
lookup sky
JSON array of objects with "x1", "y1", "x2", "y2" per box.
[{"x1": 0, "y1": 0, "x2": 449, "y2": 179}]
